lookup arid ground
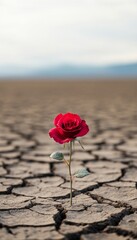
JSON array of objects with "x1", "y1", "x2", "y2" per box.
[{"x1": 0, "y1": 80, "x2": 137, "y2": 240}]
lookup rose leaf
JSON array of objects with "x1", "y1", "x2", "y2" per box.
[
  {"x1": 73, "y1": 168, "x2": 90, "y2": 178},
  {"x1": 50, "y1": 151, "x2": 64, "y2": 160}
]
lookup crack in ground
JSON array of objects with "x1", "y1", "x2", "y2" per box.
[
  {"x1": 106, "y1": 226, "x2": 137, "y2": 239},
  {"x1": 88, "y1": 192, "x2": 134, "y2": 210},
  {"x1": 57, "y1": 208, "x2": 132, "y2": 240},
  {"x1": 53, "y1": 204, "x2": 67, "y2": 230}
]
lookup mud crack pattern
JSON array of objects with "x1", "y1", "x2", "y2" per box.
[{"x1": 0, "y1": 80, "x2": 137, "y2": 240}]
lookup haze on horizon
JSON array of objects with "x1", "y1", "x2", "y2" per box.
[{"x1": 0, "y1": 0, "x2": 137, "y2": 76}]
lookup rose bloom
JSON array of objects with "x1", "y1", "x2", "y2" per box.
[{"x1": 49, "y1": 112, "x2": 89, "y2": 144}]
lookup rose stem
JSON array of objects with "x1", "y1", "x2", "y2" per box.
[{"x1": 68, "y1": 141, "x2": 73, "y2": 206}]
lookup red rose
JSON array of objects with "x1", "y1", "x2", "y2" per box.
[{"x1": 49, "y1": 112, "x2": 89, "y2": 144}]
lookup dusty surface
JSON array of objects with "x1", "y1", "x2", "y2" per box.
[{"x1": 0, "y1": 80, "x2": 137, "y2": 240}]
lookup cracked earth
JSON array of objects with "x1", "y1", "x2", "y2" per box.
[{"x1": 0, "y1": 80, "x2": 137, "y2": 240}]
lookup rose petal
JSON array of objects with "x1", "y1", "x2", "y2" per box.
[
  {"x1": 75, "y1": 120, "x2": 89, "y2": 138},
  {"x1": 58, "y1": 112, "x2": 81, "y2": 129},
  {"x1": 49, "y1": 127, "x2": 73, "y2": 144},
  {"x1": 54, "y1": 113, "x2": 63, "y2": 126}
]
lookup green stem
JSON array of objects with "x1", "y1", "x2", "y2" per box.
[{"x1": 68, "y1": 141, "x2": 73, "y2": 206}]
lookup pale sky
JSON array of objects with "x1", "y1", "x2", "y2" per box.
[{"x1": 0, "y1": 0, "x2": 137, "y2": 71}]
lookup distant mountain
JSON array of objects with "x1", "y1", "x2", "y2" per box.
[
  {"x1": 34, "y1": 63, "x2": 137, "y2": 78},
  {"x1": 0, "y1": 62, "x2": 137, "y2": 78}
]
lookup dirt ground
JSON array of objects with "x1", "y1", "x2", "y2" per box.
[{"x1": 0, "y1": 80, "x2": 137, "y2": 240}]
